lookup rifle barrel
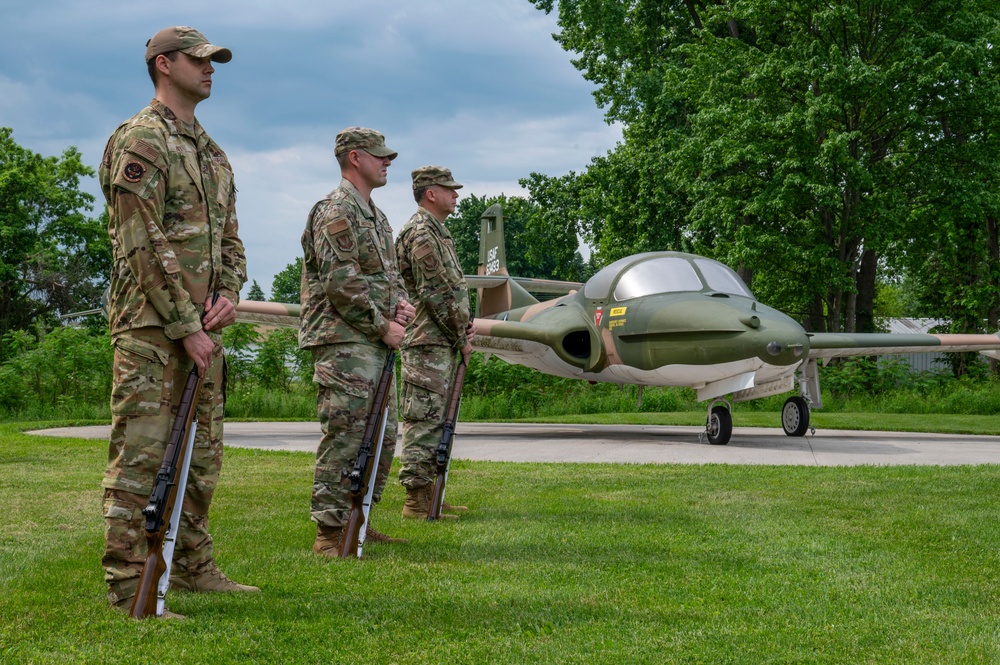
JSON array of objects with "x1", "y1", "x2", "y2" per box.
[
  {"x1": 427, "y1": 358, "x2": 466, "y2": 521},
  {"x1": 130, "y1": 366, "x2": 202, "y2": 619},
  {"x1": 338, "y1": 349, "x2": 396, "y2": 558}
]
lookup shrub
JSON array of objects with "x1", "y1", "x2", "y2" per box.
[{"x1": 0, "y1": 326, "x2": 113, "y2": 417}]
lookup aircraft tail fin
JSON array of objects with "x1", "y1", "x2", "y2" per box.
[{"x1": 476, "y1": 204, "x2": 538, "y2": 317}]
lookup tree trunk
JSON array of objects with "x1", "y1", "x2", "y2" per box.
[
  {"x1": 856, "y1": 249, "x2": 878, "y2": 334},
  {"x1": 844, "y1": 291, "x2": 856, "y2": 333},
  {"x1": 989, "y1": 215, "x2": 999, "y2": 374}
]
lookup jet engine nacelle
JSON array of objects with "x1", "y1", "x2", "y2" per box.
[{"x1": 479, "y1": 302, "x2": 603, "y2": 373}]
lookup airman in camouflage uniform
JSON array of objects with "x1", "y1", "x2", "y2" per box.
[
  {"x1": 300, "y1": 127, "x2": 416, "y2": 555},
  {"x1": 395, "y1": 166, "x2": 475, "y2": 519},
  {"x1": 99, "y1": 26, "x2": 256, "y2": 616}
]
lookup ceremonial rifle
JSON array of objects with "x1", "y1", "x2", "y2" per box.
[
  {"x1": 427, "y1": 357, "x2": 466, "y2": 521},
  {"x1": 130, "y1": 364, "x2": 202, "y2": 619},
  {"x1": 338, "y1": 349, "x2": 396, "y2": 559}
]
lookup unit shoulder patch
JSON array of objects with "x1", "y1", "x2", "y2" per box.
[
  {"x1": 413, "y1": 240, "x2": 441, "y2": 277},
  {"x1": 326, "y1": 217, "x2": 356, "y2": 256},
  {"x1": 111, "y1": 149, "x2": 159, "y2": 198},
  {"x1": 122, "y1": 162, "x2": 145, "y2": 183}
]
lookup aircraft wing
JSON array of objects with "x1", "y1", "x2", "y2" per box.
[
  {"x1": 807, "y1": 332, "x2": 1000, "y2": 360},
  {"x1": 233, "y1": 300, "x2": 576, "y2": 368},
  {"x1": 465, "y1": 275, "x2": 582, "y2": 295},
  {"x1": 235, "y1": 301, "x2": 300, "y2": 329},
  {"x1": 236, "y1": 299, "x2": 1000, "y2": 364}
]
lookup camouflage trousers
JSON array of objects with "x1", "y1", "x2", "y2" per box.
[
  {"x1": 101, "y1": 327, "x2": 225, "y2": 606},
  {"x1": 399, "y1": 345, "x2": 459, "y2": 489},
  {"x1": 311, "y1": 342, "x2": 396, "y2": 528}
]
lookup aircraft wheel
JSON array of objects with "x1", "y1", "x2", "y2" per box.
[
  {"x1": 781, "y1": 396, "x2": 810, "y2": 437},
  {"x1": 706, "y1": 405, "x2": 732, "y2": 445}
]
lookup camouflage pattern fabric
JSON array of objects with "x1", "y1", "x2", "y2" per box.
[
  {"x1": 145, "y1": 26, "x2": 232, "y2": 64},
  {"x1": 99, "y1": 99, "x2": 245, "y2": 605},
  {"x1": 395, "y1": 206, "x2": 470, "y2": 488},
  {"x1": 101, "y1": 327, "x2": 226, "y2": 605},
  {"x1": 299, "y1": 178, "x2": 407, "y2": 348},
  {"x1": 334, "y1": 126, "x2": 397, "y2": 159},
  {"x1": 99, "y1": 99, "x2": 246, "y2": 339},
  {"x1": 300, "y1": 178, "x2": 406, "y2": 527},
  {"x1": 398, "y1": 345, "x2": 458, "y2": 489},
  {"x1": 410, "y1": 165, "x2": 462, "y2": 190},
  {"x1": 395, "y1": 207, "x2": 470, "y2": 349},
  {"x1": 311, "y1": 343, "x2": 396, "y2": 526}
]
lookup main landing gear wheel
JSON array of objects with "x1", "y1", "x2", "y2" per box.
[
  {"x1": 706, "y1": 405, "x2": 732, "y2": 445},
  {"x1": 781, "y1": 396, "x2": 810, "y2": 437}
]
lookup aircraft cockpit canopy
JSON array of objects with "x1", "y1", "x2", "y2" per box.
[
  {"x1": 584, "y1": 253, "x2": 755, "y2": 302},
  {"x1": 692, "y1": 259, "x2": 754, "y2": 299}
]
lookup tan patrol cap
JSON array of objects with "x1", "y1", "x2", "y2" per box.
[
  {"x1": 335, "y1": 127, "x2": 398, "y2": 160},
  {"x1": 411, "y1": 165, "x2": 463, "y2": 190},
  {"x1": 145, "y1": 26, "x2": 232, "y2": 64}
]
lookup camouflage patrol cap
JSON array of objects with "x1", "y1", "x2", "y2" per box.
[
  {"x1": 335, "y1": 127, "x2": 398, "y2": 160},
  {"x1": 411, "y1": 165, "x2": 463, "y2": 190},
  {"x1": 145, "y1": 26, "x2": 233, "y2": 64}
]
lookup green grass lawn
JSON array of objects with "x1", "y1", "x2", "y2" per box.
[{"x1": 3, "y1": 422, "x2": 1000, "y2": 664}]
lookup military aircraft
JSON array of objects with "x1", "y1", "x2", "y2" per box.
[{"x1": 236, "y1": 204, "x2": 1000, "y2": 446}]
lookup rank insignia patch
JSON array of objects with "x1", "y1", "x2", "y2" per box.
[{"x1": 123, "y1": 162, "x2": 145, "y2": 183}]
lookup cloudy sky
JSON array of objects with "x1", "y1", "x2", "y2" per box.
[{"x1": 1, "y1": 0, "x2": 621, "y2": 296}]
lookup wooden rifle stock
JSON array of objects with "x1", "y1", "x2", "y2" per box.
[
  {"x1": 338, "y1": 349, "x2": 396, "y2": 558},
  {"x1": 427, "y1": 358, "x2": 466, "y2": 521},
  {"x1": 130, "y1": 366, "x2": 203, "y2": 619}
]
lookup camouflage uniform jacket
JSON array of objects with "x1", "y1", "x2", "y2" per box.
[
  {"x1": 395, "y1": 207, "x2": 470, "y2": 349},
  {"x1": 299, "y1": 178, "x2": 407, "y2": 348},
  {"x1": 99, "y1": 99, "x2": 247, "y2": 339}
]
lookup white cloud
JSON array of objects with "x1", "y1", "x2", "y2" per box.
[
  {"x1": 228, "y1": 100, "x2": 621, "y2": 295},
  {"x1": 0, "y1": 0, "x2": 621, "y2": 298}
]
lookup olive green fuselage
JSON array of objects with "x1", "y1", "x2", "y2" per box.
[{"x1": 473, "y1": 252, "x2": 810, "y2": 394}]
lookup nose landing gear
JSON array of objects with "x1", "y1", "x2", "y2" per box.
[{"x1": 701, "y1": 399, "x2": 733, "y2": 445}]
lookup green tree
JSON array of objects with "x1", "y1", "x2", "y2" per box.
[
  {"x1": 447, "y1": 193, "x2": 586, "y2": 281},
  {"x1": 250, "y1": 328, "x2": 310, "y2": 391},
  {"x1": 893, "y1": 29, "x2": 1000, "y2": 374},
  {"x1": 222, "y1": 322, "x2": 261, "y2": 385},
  {"x1": 0, "y1": 128, "x2": 110, "y2": 353},
  {"x1": 270, "y1": 258, "x2": 302, "y2": 304},
  {"x1": 528, "y1": 0, "x2": 697, "y2": 268},
  {"x1": 0, "y1": 326, "x2": 113, "y2": 414},
  {"x1": 518, "y1": 173, "x2": 591, "y2": 282},
  {"x1": 531, "y1": 146, "x2": 690, "y2": 266},
  {"x1": 246, "y1": 279, "x2": 266, "y2": 301},
  {"x1": 531, "y1": 1, "x2": 1000, "y2": 343}
]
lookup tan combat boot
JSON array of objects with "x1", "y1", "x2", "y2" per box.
[
  {"x1": 402, "y1": 485, "x2": 431, "y2": 519},
  {"x1": 313, "y1": 525, "x2": 344, "y2": 558},
  {"x1": 169, "y1": 560, "x2": 260, "y2": 593},
  {"x1": 442, "y1": 501, "x2": 468, "y2": 513},
  {"x1": 366, "y1": 524, "x2": 409, "y2": 544},
  {"x1": 431, "y1": 506, "x2": 460, "y2": 521}
]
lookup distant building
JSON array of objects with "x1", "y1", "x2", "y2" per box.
[{"x1": 882, "y1": 318, "x2": 947, "y2": 373}]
